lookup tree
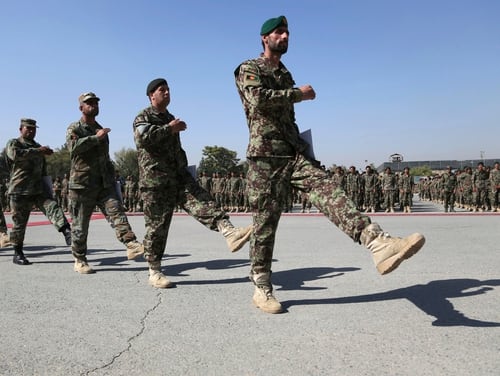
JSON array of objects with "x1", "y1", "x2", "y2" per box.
[
  {"x1": 113, "y1": 148, "x2": 139, "y2": 179},
  {"x1": 46, "y1": 144, "x2": 70, "y2": 178},
  {"x1": 409, "y1": 165, "x2": 432, "y2": 177},
  {"x1": 197, "y1": 146, "x2": 241, "y2": 176}
]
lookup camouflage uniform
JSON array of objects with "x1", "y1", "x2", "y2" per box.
[
  {"x1": 228, "y1": 172, "x2": 241, "y2": 211},
  {"x1": 61, "y1": 174, "x2": 69, "y2": 212},
  {"x1": 441, "y1": 168, "x2": 457, "y2": 212},
  {"x1": 346, "y1": 167, "x2": 361, "y2": 210},
  {"x1": 6, "y1": 124, "x2": 70, "y2": 258},
  {"x1": 234, "y1": 55, "x2": 370, "y2": 277},
  {"x1": 472, "y1": 163, "x2": 488, "y2": 211},
  {"x1": 381, "y1": 168, "x2": 397, "y2": 212},
  {"x1": 489, "y1": 162, "x2": 500, "y2": 211},
  {"x1": 399, "y1": 169, "x2": 414, "y2": 212},
  {"x1": 66, "y1": 119, "x2": 138, "y2": 260},
  {"x1": 133, "y1": 106, "x2": 233, "y2": 262},
  {"x1": 363, "y1": 167, "x2": 378, "y2": 212}
]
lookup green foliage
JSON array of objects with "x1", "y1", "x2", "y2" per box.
[
  {"x1": 409, "y1": 165, "x2": 432, "y2": 177},
  {"x1": 197, "y1": 145, "x2": 242, "y2": 175},
  {"x1": 113, "y1": 148, "x2": 139, "y2": 179},
  {"x1": 46, "y1": 144, "x2": 70, "y2": 178}
]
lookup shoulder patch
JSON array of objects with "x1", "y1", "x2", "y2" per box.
[{"x1": 243, "y1": 73, "x2": 260, "y2": 86}]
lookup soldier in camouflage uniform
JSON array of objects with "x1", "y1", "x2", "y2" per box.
[
  {"x1": 66, "y1": 93, "x2": 145, "y2": 274},
  {"x1": 363, "y1": 166, "x2": 378, "y2": 213},
  {"x1": 0, "y1": 154, "x2": 12, "y2": 248},
  {"x1": 472, "y1": 162, "x2": 488, "y2": 211},
  {"x1": 441, "y1": 166, "x2": 457, "y2": 212},
  {"x1": 234, "y1": 16, "x2": 425, "y2": 314},
  {"x1": 6, "y1": 118, "x2": 72, "y2": 265},
  {"x1": 133, "y1": 78, "x2": 252, "y2": 288},
  {"x1": 198, "y1": 172, "x2": 212, "y2": 194},
  {"x1": 228, "y1": 171, "x2": 241, "y2": 212},
  {"x1": 211, "y1": 172, "x2": 224, "y2": 209},
  {"x1": 489, "y1": 162, "x2": 500, "y2": 212},
  {"x1": 399, "y1": 167, "x2": 414, "y2": 213},
  {"x1": 346, "y1": 166, "x2": 361, "y2": 210},
  {"x1": 238, "y1": 172, "x2": 249, "y2": 212},
  {"x1": 381, "y1": 167, "x2": 397, "y2": 213}
]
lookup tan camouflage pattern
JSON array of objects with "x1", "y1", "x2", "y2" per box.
[{"x1": 235, "y1": 56, "x2": 370, "y2": 275}]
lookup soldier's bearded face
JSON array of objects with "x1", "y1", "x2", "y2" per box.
[
  {"x1": 266, "y1": 27, "x2": 289, "y2": 54},
  {"x1": 81, "y1": 100, "x2": 99, "y2": 117},
  {"x1": 21, "y1": 126, "x2": 36, "y2": 140}
]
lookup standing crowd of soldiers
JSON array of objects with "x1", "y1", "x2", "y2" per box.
[
  {"x1": 417, "y1": 161, "x2": 500, "y2": 212},
  {"x1": 197, "y1": 171, "x2": 250, "y2": 213}
]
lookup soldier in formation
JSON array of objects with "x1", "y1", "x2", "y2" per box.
[
  {"x1": 5, "y1": 118, "x2": 72, "y2": 265},
  {"x1": 133, "y1": 78, "x2": 252, "y2": 288},
  {"x1": 234, "y1": 15, "x2": 425, "y2": 314}
]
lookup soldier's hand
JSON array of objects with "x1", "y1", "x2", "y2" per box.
[
  {"x1": 39, "y1": 146, "x2": 54, "y2": 155},
  {"x1": 299, "y1": 85, "x2": 316, "y2": 101},
  {"x1": 168, "y1": 119, "x2": 187, "y2": 133},
  {"x1": 96, "y1": 128, "x2": 111, "y2": 139}
]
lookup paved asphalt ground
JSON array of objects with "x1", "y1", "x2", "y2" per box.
[{"x1": 0, "y1": 199, "x2": 499, "y2": 376}]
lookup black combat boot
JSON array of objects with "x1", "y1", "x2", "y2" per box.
[{"x1": 13, "y1": 244, "x2": 32, "y2": 265}]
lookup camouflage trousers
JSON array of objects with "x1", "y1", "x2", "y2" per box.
[
  {"x1": 68, "y1": 187, "x2": 136, "y2": 260},
  {"x1": 141, "y1": 174, "x2": 228, "y2": 262},
  {"x1": 443, "y1": 190, "x2": 456, "y2": 209},
  {"x1": 9, "y1": 193, "x2": 69, "y2": 246},
  {"x1": 0, "y1": 200, "x2": 8, "y2": 233},
  {"x1": 247, "y1": 154, "x2": 371, "y2": 275}
]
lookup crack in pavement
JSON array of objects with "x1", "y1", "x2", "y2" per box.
[{"x1": 82, "y1": 274, "x2": 163, "y2": 375}]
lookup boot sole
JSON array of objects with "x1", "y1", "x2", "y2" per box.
[
  {"x1": 149, "y1": 280, "x2": 175, "y2": 288},
  {"x1": 74, "y1": 268, "x2": 95, "y2": 274},
  {"x1": 252, "y1": 298, "x2": 283, "y2": 314},
  {"x1": 377, "y1": 234, "x2": 425, "y2": 275}
]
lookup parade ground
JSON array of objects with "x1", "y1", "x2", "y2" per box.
[{"x1": 0, "y1": 200, "x2": 499, "y2": 375}]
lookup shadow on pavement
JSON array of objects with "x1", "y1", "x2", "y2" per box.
[{"x1": 281, "y1": 278, "x2": 500, "y2": 327}]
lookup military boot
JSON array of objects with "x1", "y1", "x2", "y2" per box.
[
  {"x1": 0, "y1": 232, "x2": 12, "y2": 248},
  {"x1": 148, "y1": 261, "x2": 174, "y2": 288},
  {"x1": 217, "y1": 219, "x2": 252, "y2": 253},
  {"x1": 13, "y1": 245, "x2": 31, "y2": 265},
  {"x1": 126, "y1": 240, "x2": 145, "y2": 260},
  {"x1": 360, "y1": 223, "x2": 425, "y2": 275},
  {"x1": 251, "y1": 272, "x2": 282, "y2": 314},
  {"x1": 74, "y1": 257, "x2": 95, "y2": 274}
]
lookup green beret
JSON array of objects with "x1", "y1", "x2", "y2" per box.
[
  {"x1": 260, "y1": 15, "x2": 288, "y2": 35},
  {"x1": 147, "y1": 78, "x2": 167, "y2": 96},
  {"x1": 20, "y1": 118, "x2": 38, "y2": 128}
]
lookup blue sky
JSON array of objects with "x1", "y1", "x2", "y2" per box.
[{"x1": 1, "y1": 0, "x2": 498, "y2": 169}]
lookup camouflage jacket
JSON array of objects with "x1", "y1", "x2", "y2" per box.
[
  {"x1": 234, "y1": 55, "x2": 308, "y2": 158},
  {"x1": 489, "y1": 168, "x2": 500, "y2": 190},
  {"x1": 399, "y1": 174, "x2": 414, "y2": 192},
  {"x1": 441, "y1": 172, "x2": 457, "y2": 192},
  {"x1": 66, "y1": 119, "x2": 116, "y2": 190},
  {"x1": 133, "y1": 106, "x2": 188, "y2": 189},
  {"x1": 381, "y1": 172, "x2": 397, "y2": 191},
  {"x1": 5, "y1": 136, "x2": 46, "y2": 195}
]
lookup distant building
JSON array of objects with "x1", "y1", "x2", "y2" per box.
[{"x1": 376, "y1": 158, "x2": 499, "y2": 173}]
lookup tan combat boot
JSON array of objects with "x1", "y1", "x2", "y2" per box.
[
  {"x1": 74, "y1": 258, "x2": 95, "y2": 274},
  {"x1": 360, "y1": 223, "x2": 425, "y2": 275},
  {"x1": 148, "y1": 261, "x2": 173, "y2": 288},
  {"x1": 251, "y1": 272, "x2": 282, "y2": 314},
  {"x1": 126, "y1": 240, "x2": 145, "y2": 260},
  {"x1": 0, "y1": 232, "x2": 12, "y2": 248},
  {"x1": 217, "y1": 219, "x2": 252, "y2": 252}
]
